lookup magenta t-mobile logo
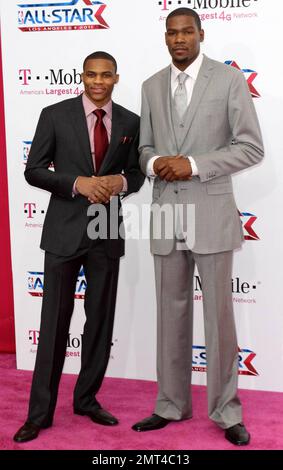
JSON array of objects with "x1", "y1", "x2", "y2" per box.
[
  {"x1": 159, "y1": 0, "x2": 170, "y2": 9},
  {"x1": 18, "y1": 69, "x2": 31, "y2": 85}
]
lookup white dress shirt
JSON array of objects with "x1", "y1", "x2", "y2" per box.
[{"x1": 146, "y1": 53, "x2": 204, "y2": 177}]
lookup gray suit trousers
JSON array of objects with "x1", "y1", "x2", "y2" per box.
[{"x1": 154, "y1": 246, "x2": 242, "y2": 429}]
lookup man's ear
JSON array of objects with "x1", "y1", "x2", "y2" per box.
[
  {"x1": 200, "y1": 29, "x2": 205, "y2": 43},
  {"x1": 165, "y1": 32, "x2": 168, "y2": 47},
  {"x1": 115, "y1": 74, "x2": 120, "y2": 84}
]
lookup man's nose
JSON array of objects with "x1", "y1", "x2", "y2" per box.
[
  {"x1": 93, "y1": 74, "x2": 103, "y2": 83},
  {"x1": 175, "y1": 32, "x2": 186, "y2": 42}
]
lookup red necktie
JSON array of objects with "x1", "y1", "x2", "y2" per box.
[{"x1": 93, "y1": 109, "x2": 109, "y2": 173}]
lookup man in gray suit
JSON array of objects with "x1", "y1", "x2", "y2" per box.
[{"x1": 132, "y1": 8, "x2": 263, "y2": 445}]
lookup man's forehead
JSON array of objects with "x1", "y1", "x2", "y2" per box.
[
  {"x1": 167, "y1": 15, "x2": 197, "y2": 28},
  {"x1": 84, "y1": 59, "x2": 115, "y2": 72}
]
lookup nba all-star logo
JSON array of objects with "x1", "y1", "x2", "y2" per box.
[
  {"x1": 22, "y1": 140, "x2": 31, "y2": 164},
  {"x1": 28, "y1": 268, "x2": 86, "y2": 298},
  {"x1": 225, "y1": 60, "x2": 260, "y2": 98},
  {"x1": 18, "y1": 0, "x2": 109, "y2": 32},
  {"x1": 192, "y1": 345, "x2": 259, "y2": 376},
  {"x1": 240, "y1": 212, "x2": 260, "y2": 241},
  {"x1": 238, "y1": 347, "x2": 258, "y2": 376}
]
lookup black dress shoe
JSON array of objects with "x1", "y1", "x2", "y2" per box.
[
  {"x1": 132, "y1": 414, "x2": 171, "y2": 432},
  {"x1": 225, "y1": 423, "x2": 250, "y2": 446},
  {"x1": 74, "y1": 407, "x2": 118, "y2": 426},
  {"x1": 13, "y1": 422, "x2": 41, "y2": 443}
]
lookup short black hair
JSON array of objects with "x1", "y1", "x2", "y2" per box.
[
  {"x1": 166, "y1": 8, "x2": 202, "y2": 31},
  {"x1": 83, "y1": 51, "x2": 117, "y2": 73}
]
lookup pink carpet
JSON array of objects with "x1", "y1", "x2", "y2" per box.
[{"x1": 0, "y1": 353, "x2": 282, "y2": 450}]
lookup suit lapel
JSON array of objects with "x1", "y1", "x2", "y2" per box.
[
  {"x1": 180, "y1": 55, "x2": 215, "y2": 151},
  {"x1": 98, "y1": 102, "x2": 123, "y2": 175},
  {"x1": 69, "y1": 94, "x2": 94, "y2": 173}
]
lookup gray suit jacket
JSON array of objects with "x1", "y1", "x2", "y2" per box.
[{"x1": 139, "y1": 55, "x2": 264, "y2": 255}]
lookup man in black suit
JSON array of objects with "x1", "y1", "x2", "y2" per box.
[{"x1": 14, "y1": 51, "x2": 144, "y2": 443}]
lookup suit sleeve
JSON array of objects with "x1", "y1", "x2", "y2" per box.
[
  {"x1": 193, "y1": 71, "x2": 264, "y2": 182},
  {"x1": 122, "y1": 120, "x2": 145, "y2": 197},
  {"x1": 139, "y1": 84, "x2": 157, "y2": 176},
  {"x1": 24, "y1": 108, "x2": 77, "y2": 199}
]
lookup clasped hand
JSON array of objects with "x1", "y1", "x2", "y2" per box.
[
  {"x1": 153, "y1": 155, "x2": 192, "y2": 182},
  {"x1": 76, "y1": 175, "x2": 123, "y2": 204}
]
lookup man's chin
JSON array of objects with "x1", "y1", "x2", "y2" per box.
[
  {"x1": 173, "y1": 56, "x2": 190, "y2": 64},
  {"x1": 91, "y1": 93, "x2": 106, "y2": 101},
  {"x1": 89, "y1": 94, "x2": 108, "y2": 105}
]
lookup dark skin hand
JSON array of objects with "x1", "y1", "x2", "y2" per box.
[
  {"x1": 76, "y1": 175, "x2": 124, "y2": 204},
  {"x1": 98, "y1": 175, "x2": 124, "y2": 196},
  {"x1": 153, "y1": 155, "x2": 192, "y2": 182}
]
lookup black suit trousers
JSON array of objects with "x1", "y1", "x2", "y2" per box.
[{"x1": 27, "y1": 240, "x2": 120, "y2": 427}]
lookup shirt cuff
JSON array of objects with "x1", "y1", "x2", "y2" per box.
[
  {"x1": 72, "y1": 177, "x2": 79, "y2": 197},
  {"x1": 146, "y1": 156, "x2": 160, "y2": 177},
  {"x1": 187, "y1": 156, "x2": 198, "y2": 176},
  {"x1": 120, "y1": 174, "x2": 128, "y2": 193}
]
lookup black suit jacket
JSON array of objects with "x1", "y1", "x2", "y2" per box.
[{"x1": 25, "y1": 94, "x2": 144, "y2": 257}]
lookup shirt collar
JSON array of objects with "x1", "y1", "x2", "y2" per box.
[
  {"x1": 171, "y1": 53, "x2": 203, "y2": 82},
  {"x1": 82, "y1": 92, "x2": 112, "y2": 118}
]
